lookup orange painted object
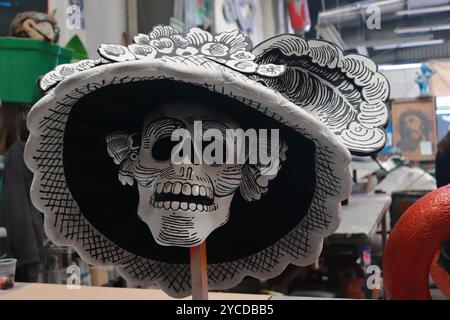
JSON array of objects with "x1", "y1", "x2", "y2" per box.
[
  {"x1": 431, "y1": 249, "x2": 450, "y2": 299},
  {"x1": 189, "y1": 242, "x2": 208, "y2": 300},
  {"x1": 383, "y1": 185, "x2": 450, "y2": 300}
]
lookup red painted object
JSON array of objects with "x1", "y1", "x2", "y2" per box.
[
  {"x1": 383, "y1": 185, "x2": 450, "y2": 300},
  {"x1": 287, "y1": 0, "x2": 311, "y2": 32},
  {"x1": 431, "y1": 249, "x2": 450, "y2": 298}
]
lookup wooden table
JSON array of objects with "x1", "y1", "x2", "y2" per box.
[
  {"x1": 0, "y1": 282, "x2": 271, "y2": 300},
  {"x1": 0, "y1": 283, "x2": 339, "y2": 300},
  {"x1": 331, "y1": 193, "x2": 391, "y2": 249}
]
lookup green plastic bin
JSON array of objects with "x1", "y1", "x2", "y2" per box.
[{"x1": 0, "y1": 37, "x2": 74, "y2": 105}]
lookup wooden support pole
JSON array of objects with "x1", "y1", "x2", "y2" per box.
[{"x1": 189, "y1": 241, "x2": 208, "y2": 300}]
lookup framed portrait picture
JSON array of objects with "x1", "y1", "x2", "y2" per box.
[{"x1": 392, "y1": 98, "x2": 437, "y2": 161}]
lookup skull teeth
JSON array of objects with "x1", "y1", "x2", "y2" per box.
[
  {"x1": 180, "y1": 202, "x2": 188, "y2": 210},
  {"x1": 155, "y1": 182, "x2": 213, "y2": 200},
  {"x1": 150, "y1": 197, "x2": 218, "y2": 212},
  {"x1": 182, "y1": 184, "x2": 191, "y2": 195},
  {"x1": 171, "y1": 201, "x2": 180, "y2": 210},
  {"x1": 153, "y1": 182, "x2": 216, "y2": 212},
  {"x1": 173, "y1": 182, "x2": 182, "y2": 195}
]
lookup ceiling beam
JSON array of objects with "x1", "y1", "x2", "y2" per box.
[
  {"x1": 396, "y1": 4, "x2": 450, "y2": 16},
  {"x1": 373, "y1": 39, "x2": 445, "y2": 50},
  {"x1": 345, "y1": 34, "x2": 436, "y2": 49},
  {"x1": 395, "y1": 24, "x2": 450, "y2": 34}
]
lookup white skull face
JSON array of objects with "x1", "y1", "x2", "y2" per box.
[
  {"x1": 133, "y1": 102, "x2": 243, "y2": 247},
  {"x1": 106, "y1": 101, "x2": 287, "y2": 247}
]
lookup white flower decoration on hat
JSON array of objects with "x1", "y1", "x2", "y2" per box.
[{"x1": 97, "y1": 25, "x2": 286, "y2": 77}]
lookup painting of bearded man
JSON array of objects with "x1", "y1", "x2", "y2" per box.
[{"x1": 393, "y1": 98, "x2": 437, "y2": 161}]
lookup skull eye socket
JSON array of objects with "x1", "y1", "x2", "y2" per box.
[{"x1": 152, "y1": 137, "x2": 178, "y2": 161}]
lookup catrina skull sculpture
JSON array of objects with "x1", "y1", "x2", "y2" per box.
[
  {"x1": 25, "y1": 25, "x2": 389, "y2": 297},
  {"x1": 106, "y1": 103, "x2": 286, "y2": 247},
  {"x1": 10, "y1": 11, "x2": 60, "y2": 43}
]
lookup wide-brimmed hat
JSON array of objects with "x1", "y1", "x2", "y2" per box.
[{"x1": 25, "y1": 25, "x2": 389, "y2": 297}]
